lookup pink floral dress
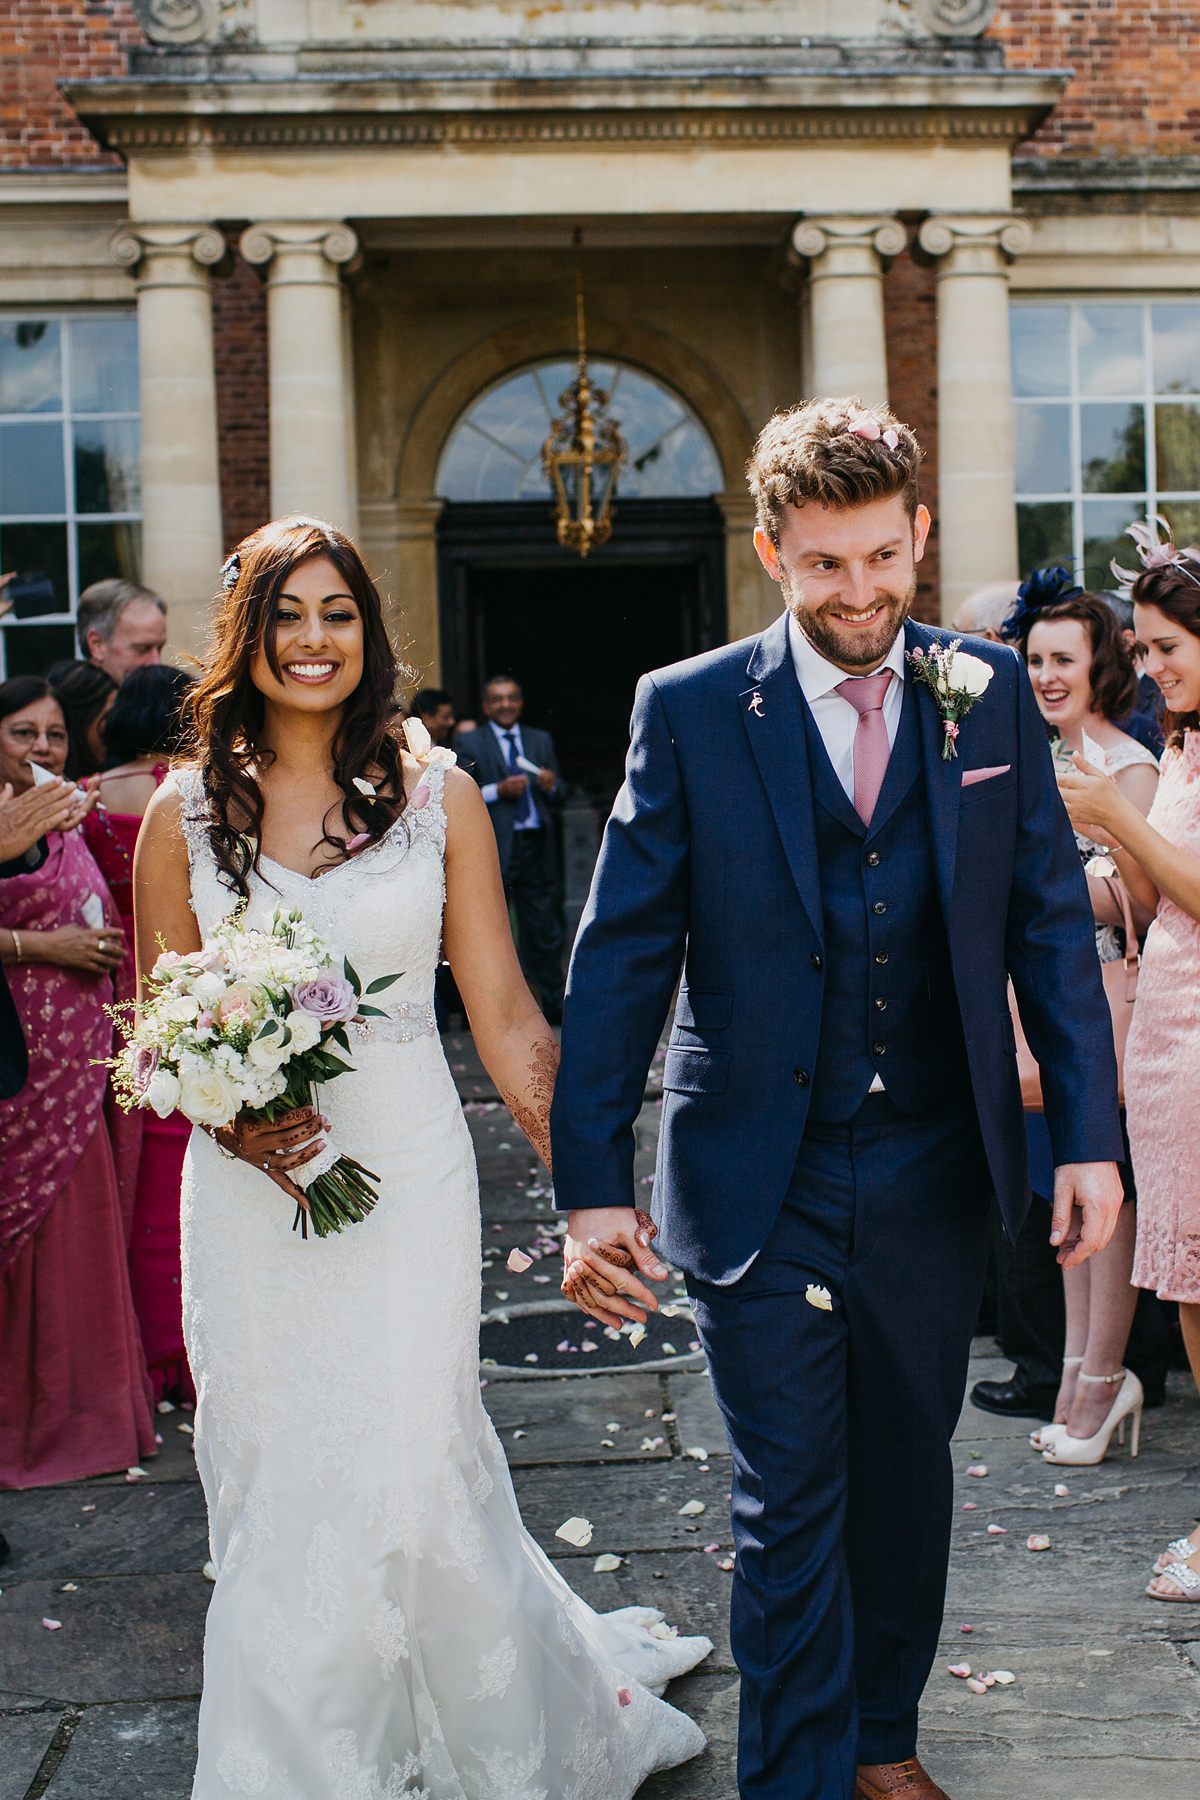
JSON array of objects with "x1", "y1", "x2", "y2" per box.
[{"x1": 1128, "y1": 729, "x2": 1200, "y2": 1302}]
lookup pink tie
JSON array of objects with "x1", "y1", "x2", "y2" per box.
[{"x1": 835, "y1": 670, "x2": 894, "y2": 827}]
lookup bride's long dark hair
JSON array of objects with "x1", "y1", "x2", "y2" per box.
[{"x1": 186, "y1": 515, "x2": 409, "y2": 899}]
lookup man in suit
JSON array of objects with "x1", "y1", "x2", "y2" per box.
[
  {"x1": 550, "y1": 398, "x2": 1124, "y2": 1800},
  {"x1": 456, "y1": 676, "x2": 565, "y2": 1022}
]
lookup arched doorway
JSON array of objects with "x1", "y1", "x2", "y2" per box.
[{"x1": 435, "y1": 358, "x2": 727, "y2": 811}]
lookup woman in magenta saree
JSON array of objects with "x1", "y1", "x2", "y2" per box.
[{"x1": 0, "y1": 683, "x2": 156, "y2": 1489}]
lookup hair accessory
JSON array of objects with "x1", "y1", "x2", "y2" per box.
[
  {"x1": 1110, "y1": 514, "x2": 1200, "y2": 594},
  {"x1": 998, "y1": 566, "x2": 1083, "y2": 642},
  {"x1": 219, "y1": 553, "x2": 241, "y2": 594}
]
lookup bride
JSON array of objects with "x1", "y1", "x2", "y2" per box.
[{"x1": 134, "y1": 516, "x2": 710, "y2": 1799}]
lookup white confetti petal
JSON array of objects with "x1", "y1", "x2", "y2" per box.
[
  {"x1": 352, "y1": 776, "x2": 376, "y2": 796},
  {"x1": 661, "y1": 1342, "x2": 677, "y2": 1355},
  {"x1": 1027, "y1": 1534, "x2": 1051, "y2": 1552},
  {"x1": 991, "y1": 1670, "x2": 1016, "y2": 1685},
  {"x1": 555, "y1": 1516, "x2": 594, "y2": 1548},
  {"x1": 678, "y1": 1499, "x2": 706, "y2": 1517},
  {"x1": 202, "y1": 1561, "x2": 218, "y2": 1581},
  {"x1": 506, "y1": 1249, "x2": 533, "y2": 1273},
  {"x1": 805, "y1": 1284, "x2": 833, "y2": 1311},
  {"x1": 593, "y1": 1553, "x2": 622, "y2": 1572},
  {"x1": 1053, "y1": 1483, "x2": 1069, "y2": 1497},
  {"x1": 628, "y1": 1325, "x2": 646, "y2": 1349}
]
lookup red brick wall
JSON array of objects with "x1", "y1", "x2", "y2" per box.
[
  {"x1": 988, "y1": 1, "x2": 1200, "y2": 159},
  {"x1": 0, "y1": 0, "x2": 143, "y2": 168},
  {"x1": 884, "y1": 237, "x2": 940, "y2": 625},
  {"x1": 211, "y1": 229, "x2": 271, "y2": 553}
]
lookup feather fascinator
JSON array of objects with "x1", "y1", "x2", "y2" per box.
[
  {"x1": 1110, "y1": 514, "x2": 1200, "y2": 593},
  {"x1": 998, "y1": 565, "x2": 1084, "y2": 643}
]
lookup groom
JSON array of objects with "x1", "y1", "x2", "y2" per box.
[{"x1": 550, "y1": 399, "x2": 1124, "y2": 1800}]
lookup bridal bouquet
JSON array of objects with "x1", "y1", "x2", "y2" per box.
[{"x1": 111, "y1": 906, "x2": 400, "y2": 1239}]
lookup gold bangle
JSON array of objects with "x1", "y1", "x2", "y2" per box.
[{"x1": 11, "y1": 930, "x2": 21, "y2": 964}]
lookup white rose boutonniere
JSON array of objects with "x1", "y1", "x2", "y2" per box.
[{"x1": 907, "y1": 638, "x2": 994, "y2": 760}]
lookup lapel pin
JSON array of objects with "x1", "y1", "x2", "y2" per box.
[{"x1": 748, "y1": 691, "x2": 764, "y2": 716}]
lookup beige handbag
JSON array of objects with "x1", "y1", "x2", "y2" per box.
[{"x1": 1009, "y1": 875, "x2": 1139, "y2": 1111}]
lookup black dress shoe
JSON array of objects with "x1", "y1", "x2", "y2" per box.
[{"x1": 970, "y1": 1374, "x2": 1059, "y2": 1420}]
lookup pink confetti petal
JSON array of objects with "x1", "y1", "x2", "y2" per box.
[
  {"x1": 959, "y1": 1624, "x2": 973, "y2": 1634},
  {"x1": 966, "y1": 1677, "x2": 988, "y2": 1695},
  {"x1": 345, "y1": 832, "x2": 371, "y2": 853},
  {"x1": 948, "y1": 1662, "x2": 971, "y2": 1678},
  {"x1": 42, "y1": 1618, "x2": 62, "y2": 1631},
  {"x1": 410, "y1": 782, "x2": 430, "y2": 810},
  {"x1": 717, "y1": 1558, "x2": 735, "y2": 1571},
  {"x1": 987, "y1": 1524, "x2": 1006, "y2": 1535},
  {"x1": 962, "y1": 1502, "x2": 978, "y2": 1511},
  {"x1": 882, "y1": 429, "x2": 900, "y2": 450},
  {"x1": 702, "y1": 1542, "x2": 721, "y2": 1553},
  {"x1": 1027, "y1": 1534, "x2": 1051, "y2": 1552},
  {"x1": 966, "y1": 1464, "x2": 988, "y2": 1478},
  {"x1": 618, "y1": 1687, "x2": 633, "y2": 1707}
]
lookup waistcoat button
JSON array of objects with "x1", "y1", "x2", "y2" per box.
[
  {"x1": 873, "y1": 1042, "x2": 886, "y2": 1056},
  {"x1": 875, "y1": 951, "x2": 889, "y2": 964},
  {"x1": 866, "y1": 851, "x2": 881, "y2": 867},
  {"x1": 793, "y1": 1068, "x2": 809, "y2": 1086},
  {"x1": 873, "y1": 901, "x2": 887, "y2": 915},
  {"x1": 810, "y1": 952, "x2": 822, "y2": 970},
  {"x1": 875, "y1": 996, "x2": 887, "y2": 1011}
]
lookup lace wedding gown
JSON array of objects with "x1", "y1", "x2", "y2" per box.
[{"x1": 169, "y1": 765, "x2": 710, "y2": 1800}]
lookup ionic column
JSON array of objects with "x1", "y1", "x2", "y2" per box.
[
  {"x1": 240, "y1": 222, "x2": 359, "y2": 533},
  {"x1": 917, "y1": 214, "x2": 1033, "y2": 624},
  {"x1": 793, "y1": 216, "x2": 907, "y2": 405},
  {"x1": 110, "y1": 222, "x2": 225, "y2": 657}
]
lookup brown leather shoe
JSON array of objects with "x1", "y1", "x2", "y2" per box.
[{"x1": 855, "y1": 1758, "x2": 951, "y2": 1800}]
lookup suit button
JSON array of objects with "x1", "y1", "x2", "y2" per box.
[
  {"x1": 810, "y1": 952, "x2": 822, "y2": 971},
  {"x1": 866, "y1": 851, "x2": 881, "y2": 867},
  {"x1": 875, "y1": 951, "x2": 889, "y2": 964},
  {"x1": 873, "y1": 1043, "x2": 886, "y2": 1056},
  {"x1": 875, "y1": 996, "x2": 887, "y2": 1011},
  {"x1": 873, "y1": 901, "x2": 887, "y2": 915},
  {"x1": 793, "y1": 1068, "x2": 809, "y2": 1086}
]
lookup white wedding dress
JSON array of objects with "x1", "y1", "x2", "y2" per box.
[{"x1": 169, "y1": 765, "x2": 711, "y2": 1800}]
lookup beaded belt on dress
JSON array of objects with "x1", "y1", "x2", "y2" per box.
[{"x1": 352, "y1": 1001, "x2": 438, "y2": 1044}]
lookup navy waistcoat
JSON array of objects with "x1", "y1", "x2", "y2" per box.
[{"x1": 802, "y1": 678, "x2": 971, "y2": 1123}]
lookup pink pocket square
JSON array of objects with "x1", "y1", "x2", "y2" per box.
[{"x1": 961, "y1": 764, "x2": 1011, "y2": 788}]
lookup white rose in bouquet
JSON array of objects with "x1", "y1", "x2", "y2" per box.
[
  {"x1": 192, "y1": 971, "x2": 228, "y2": 1006},
  {"x1": 284, "y1": 1011, "x2": 322, "y2": 1054},
  {"x1": 146, "y1": 1068, "x2": 182, "y2": 1119},
  {"x1": 165, "y1": 994, "x2": 201, "y2": 1023},
  {"x1": 947, "y1": 649, "x2": 993, "y2": 698},
  {"x1": 179, "y1": 1066, "x2": 240, "y2": 1127},
  {"x1": 247, "y1": 1024, "x2": 290, "y2": 1071}
]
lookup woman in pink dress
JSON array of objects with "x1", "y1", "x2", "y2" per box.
[
  {"x1": 0, "y1": 677, "x2": 156, "y2": 1488},
  {"x1": 85, "y1": 665, "x2": 196, "y2": 1405},
  {"x1": 1060, "y1": 526, "x2": 1200, "y2": 1604}
]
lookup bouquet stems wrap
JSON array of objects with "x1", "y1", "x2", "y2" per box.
[{"x1": 252, "y1": 1068, "x2": 380, "y2": 1241}]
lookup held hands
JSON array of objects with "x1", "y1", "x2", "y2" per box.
[
  {"x1": 1057, "y1": 753, "x2": 1131, "y2": 845},
  {"x1": 561, "y1": 1207, "x2": 669, "y2": 1330},
  {"x1": 1050, "y1": 1161, "x2": 1125, "y2": 1269},
  {"x1": 0, "y1": 778, "x2": 92, "y2": 860},
  {"x1": 212, "y1": 1105, "x2": 330, "y2": 1209}
]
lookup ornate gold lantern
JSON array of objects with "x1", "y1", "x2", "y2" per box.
[{"x1": 541, "y1": 232, "x2": 626, "y2": 557}]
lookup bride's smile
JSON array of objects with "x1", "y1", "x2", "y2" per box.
[{"x1": 250, "y1": 555, "x2": 364, "y2": 713}]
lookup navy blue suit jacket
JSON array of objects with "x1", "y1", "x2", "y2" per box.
[
  {"x1": 551, "y1": 611, "x2": 1123, "y2": 1284},
  {"x1": 454, "y1": 724, "x2": 562, "y2": 879}
]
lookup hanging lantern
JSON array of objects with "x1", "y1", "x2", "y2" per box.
[{"x1": 542, "y1": 231, "x2": 626, "y2": 557}]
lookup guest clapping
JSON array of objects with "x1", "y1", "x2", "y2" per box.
[
  {"x1": 1006, "y1": 574, "x2": 1158, "y2": 1464},
  {"x1": 1059, "y1": 523, "x2": 1200, "y2": 1598}
]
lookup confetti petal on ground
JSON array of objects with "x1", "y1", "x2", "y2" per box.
[
  {"x1": 604, "y1": 1327, "x2": 622, "y2": 1341},
  {"x1": 966, "y1": 1464, "x2": 988, "y2": 1478},
  {"x1": 556, "y1": 1340, "x2": 571, "y2": 1353},
  {"x1": 644, "y1": 1410, "x2": 657, "y2": 1419},
  {"x1": 965, "y1": 1677, "x2": 988, "y2": 1695},
  {"x1": 1054, "y1": 1483, "x2": 1069, "y2": 1497},
  {"x1": 678, "y1": 1499, "x2": 706, "y2": 1517},
  {"x1": 661, "y1": 1412, "x2": 676, "y2": 1422},
  {"x1": 156, "y1": 1399, "x2": 176, "y2": 1413},
  {"x1": 685, "y1": 1446, "x2": 708, "y2": 1461},
  {"x1": 506, "y1": 1249, "x2": 533, "y2": 1273},
  {"x1": 524, "y1": 1353, "x2": 538, "y2": 1363},
  {"x1": 512, "y1": 1430, "x2": 527, "y2": 1440},
  {"x1": 991, "y1": 1670, "x2": 1016, "y2": 1685},
  {"x1": 600, "y1": 1439, "x2": 614, "y2": 1448},
  {"x1": 948, "y1": 1662, "x2": 971, "y2": 1678},
  {"x1": 202, "y1": 1561, "x2": 218, "y2": 1581},
  {"x1": 805, "y1": 1284, "x2": 833, "y2": 1311},
  {"x1": 618, "y1": 1688, "x2": 633, "y2": 1707},
  {"x1": 982, "y1": 1673, "x2": 996, "y2": 1687},
  {"x1": 661, "y1": 1343, "x2": 677, "y2": 1355},
  {"x1": 555, "y1": 1517, "x2": 594, "y2": 1548},
  {"x1": 1027, "y1": 1534, "x2": 1051, "y2": 1551},
  {"x1": 628, "y1": 1326, "x2": 646, "y2": 1349},
  {"x1": 42, "y1": 1618, "x2": 62, "y2": 1630},
  {"x1": 580, "y1": 1338, "x2": 597, "y2": 1349},
  {"x1": 987, "y1": 1524, "x2": 1006, "y2": 1535},
  {"x1": 959, "y1": 1624, "x2": 973, "y2": 1634},
  {"x1": 717, "y1": 1558, "x2": 735, "y2": 1571},
  {"x1": 81, "y1": 1505, "x2": 96, "y2": 1513},
  {"x1": 593, "y1": 1553, "x2": 622, "y2": 1572},
  {"x1": 61, "y1": 1583, "x2": 78, "y2": 1592},
  {"x1": 702, "y1": 1542, "x2": 721, "y2": 1553},
  {"x1": 962, "y1": 1502, "x2": 977, "y2": 1511},
  {"x1": 606, "y1": 1423, "x2": 620, "y2": 1432}
]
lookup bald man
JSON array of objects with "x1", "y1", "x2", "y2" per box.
[{"x1": 952, "y1": 580, "x2": 1020, "y2": 642}]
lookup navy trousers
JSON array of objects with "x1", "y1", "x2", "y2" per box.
[{"x1": 687, "y1": 1093, "x2": 992, "y2": 1800}]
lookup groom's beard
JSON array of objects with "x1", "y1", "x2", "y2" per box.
[{"x1": 785, "y1": 572, "x2": 916, "y2": 673}]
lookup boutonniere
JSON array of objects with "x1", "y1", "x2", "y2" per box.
[{"x1": 907, "y1": 639, "x2": 994, "y2": 760}]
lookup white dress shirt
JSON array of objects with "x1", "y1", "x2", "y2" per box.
[
  {"x1": 480, "y1": 720, "x2": 541, "y2": 827},
  {"x1": 787, "y1": 613, "x2": 907, "y2": 805}
]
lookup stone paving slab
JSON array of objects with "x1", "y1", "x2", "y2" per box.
[
  {"x1": 42, "y1": 1700, "x2": 200, "y2": 1799},
  {"x1": 566, "y1": 1550, "x2": 735, "y2": 1671},
  {"x1": 0, "y1": 1575, "x2": 208, "y2": 1705},
  {"x1": 0, "y1": 1484, "x2": 208, "y2": 1582},
  {"x1": 512, "y1": 1457, "x2": 732, "y2": 1559},
  {"x1": 483, "y1": 1372, "x2": 674, "y2": 1465},
  {"x1": 635, "y1": 1673, "x2": 740, "y2": 1798},
  {"x1": 0, "y1": 1710, "x2": 62, "y2": 1800}
]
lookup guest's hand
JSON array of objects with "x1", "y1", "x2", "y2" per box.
[
  {"x1": 496, "y1": 774, "x2": 529, "y2": 801},
  {"x1": 1050, "y1": 1161, "x2": 1125, "y2": 1269},
  {"x1": 536, "y1": 766, "x2": 556, "y2": 792},
  {"x1": 0, "y1": 779, "x2": 90, "y2": 858},
  {"x1": 562, "y1": 1207, "x2": 668, "y2": 1329},
  {"x1": 212, "y1": 1106, "x2": 331, "y2": 1207},
  {"x1": 1058, "y1": 754, "x2": 1135, "y2": 845},
  {"x1": 39, "y1": 925, "x2": 126, "y2": 973}
]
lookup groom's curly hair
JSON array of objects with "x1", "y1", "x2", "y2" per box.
[{"x1": 747, "y1": 397, "x2": 923, "y2": 546}]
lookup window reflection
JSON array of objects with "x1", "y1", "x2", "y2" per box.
[
  {"x1": 1077, "y1": 306, "x2": 1144, "y2": 397},
  {"x1": 70, "y1": 317, "x2": 139, "y2": 415},
  {"x1": 1079, "y1": 404, "x2": 1145, "y2": 493},
  {"x1": 438, "y1": 360, "x2": 723, "y2": 501},
  {"x1": 0, "y1": 321, "x2": 61, "y2": 415}
]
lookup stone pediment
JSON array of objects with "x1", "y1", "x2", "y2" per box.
[{"x1": 130, "y1": 0, "x2": 999, "y2": 52}]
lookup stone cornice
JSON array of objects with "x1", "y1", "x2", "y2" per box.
[
  {"x1": 64, "y1": 70, "x2": 1067, "y2": 154},
  {"x1": 1013, "y1": 155, "x2": 1200, "y2": 195}
]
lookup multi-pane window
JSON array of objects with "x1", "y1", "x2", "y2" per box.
[
  {"x1": 1012, "y1": 299, "x2": 1200, "y2": 592},
  {"x1": 0, "y1": 314, "x2": 141, "y2": 675}
]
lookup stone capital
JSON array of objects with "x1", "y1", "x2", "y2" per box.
[
  {"x1": 109, "y1": 221, "x2": 225, "y2": 288},
  {"x1": 240, "y1": 221, "x2": 360, "y2": 286},
  {"x1": 917, "y1": 214, "x2": 1034, "y2": 274},
  {"x1": 792, "y1": 216, "x2": 908, "y2": 286}
]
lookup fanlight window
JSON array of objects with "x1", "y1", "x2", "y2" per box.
[{"x1": 436, "y1": 360, "x2": 723, "y2": 502}]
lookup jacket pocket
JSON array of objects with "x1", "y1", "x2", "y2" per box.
[
  {"x1": 674, "y1": 988, "x2": 733, "y2": 1031},
  {"x1": 663, "y1": 1047, "x2": 731, "y2": 1095}
]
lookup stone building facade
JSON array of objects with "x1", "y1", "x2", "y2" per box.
[{"x1": 1, "y1": 0, "x2": 1198, "y2": 792}]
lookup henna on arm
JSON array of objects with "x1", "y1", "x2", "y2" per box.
[{"x1": 500, "y1": 1031, "x2": 559, "y2": 1171}]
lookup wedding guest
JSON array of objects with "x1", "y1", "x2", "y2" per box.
[
  {"x1": 46, "y1": 660, "x2": 117, "y2": 780},
  {"x1": 456, "y1": 676, "x2": 566, "y2": 1023},
  {"x1": 410, "y1": 686, "x2": 457, "y2": 746},
  {"x1": 77, "y1": 578, "x2": 167, "y2": 683},
  {"x1": 1004, "y1": 575, "x2": 1158, "y2": 1463},
  {"x1": 951, "y1": 579, "x2": 1019, "y2": 641},
  {"x1": 1060, "y1": 526, "x2": 1200, "y2": 1597},
  {"x1": 1100, "y1": 589, "x2": 1167, "y2": 734},
  {"x1": 0, "y1": 677, "x2": 155, "y2": 1489},
  {"x1": 86, "y1": 665, "x2": 196, "y2": 1404}
]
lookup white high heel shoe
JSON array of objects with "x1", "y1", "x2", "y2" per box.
[
  {"x1": 1041, "y1": 1369, "x2": 1144, "y2": 1467},
  {"x1": 1029, "y1": 1357, "x2": 1083, "y2": 1452}
]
